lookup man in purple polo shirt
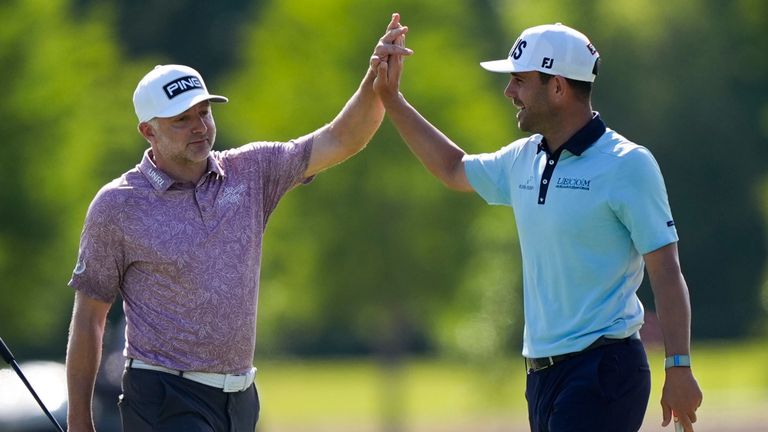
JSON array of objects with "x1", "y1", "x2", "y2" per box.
[{"x1": 65, "y1": 14, "x2": 412, "y2": 432}]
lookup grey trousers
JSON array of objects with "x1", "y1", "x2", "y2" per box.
[{"x1": 119, "y1": 368, "x2": 260, "y2": 432}]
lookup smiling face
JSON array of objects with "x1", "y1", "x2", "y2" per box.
[
  {"x1": 139, "y1": 101, "x2": 216, "y2": 181},
  {"x1": 504, "y1": 71, "x2": 556, "y2": 135}
]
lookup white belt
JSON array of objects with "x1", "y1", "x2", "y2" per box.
[{"x1": 126, "y1": 359, "x2": 256, "y2": 393}]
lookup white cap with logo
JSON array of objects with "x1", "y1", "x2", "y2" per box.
[
  {"x1": 132, "y1": 64, "x2": 228, "y2": 123},
  {"x1": 480, "y1": 23, "x2": 599, "y2": 82}
]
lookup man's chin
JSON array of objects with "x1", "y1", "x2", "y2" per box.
[
  {"x1": 188, "y1": 140, "x2": 213, "y2": 152},
  {"x1": 186, "y1": 147, "x2": 212, "y2": 163}
]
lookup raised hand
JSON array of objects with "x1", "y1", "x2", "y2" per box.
[{"x1": 371, "y1": 13, "x2": 412, "y2": 100}]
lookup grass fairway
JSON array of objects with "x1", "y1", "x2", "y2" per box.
[{"x1": 254, "y1": 340, "x2": 767, "y2": 431}]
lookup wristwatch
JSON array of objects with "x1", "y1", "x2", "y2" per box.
[{"x1": 664, "y1": 354, "x2": 691, "y2": 369}]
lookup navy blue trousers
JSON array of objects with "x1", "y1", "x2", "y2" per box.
[
  {"x1": 119, "y1": 369, "x2": 260, "y2": 432},
  {"x1": 526, "y1": 339, "x2": 650, "y2": 432}
]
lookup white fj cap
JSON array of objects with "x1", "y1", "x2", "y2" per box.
[
  {"x1": 480, "y1": 23, "x2": 599, "y2": 82},
  {"x1": 132, "y1": 64, "x2": 228, "y2": 123}
]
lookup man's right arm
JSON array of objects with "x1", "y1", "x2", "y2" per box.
[
  {"x1": 66, "y1": 291, "x2": 111, "y2": 432},
  {"x1": 371, "y1": 28, "x2": 473, "y2": 192}
]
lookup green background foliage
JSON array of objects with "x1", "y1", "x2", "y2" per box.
[{"x1": 0, "y1": 0, "x2": 766, "y2": 365}]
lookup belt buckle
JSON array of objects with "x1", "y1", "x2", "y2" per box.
[
  {"x1": 527, "y1": 356, "x2": 555, "y2": 374},
  {"x1": 222, "y1": 374, "x2": 245, "y2": 393},
  {"x1": 539, "y1": 356, "x2": 555, "y2": 371}
]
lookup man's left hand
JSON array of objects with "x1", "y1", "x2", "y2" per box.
[{"x1": 661, "y1": 367, "x2": 703, "y2": 432}]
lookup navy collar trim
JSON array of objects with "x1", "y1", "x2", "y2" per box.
[{"x1": 538, "y1": 113, "x2": 606, "y2": 156}]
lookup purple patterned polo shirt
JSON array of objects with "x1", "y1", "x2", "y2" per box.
[{"x1": 69, "y1": 136, "x2": 313, "y2": 373}]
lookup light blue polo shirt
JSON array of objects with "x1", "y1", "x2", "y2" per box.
[{"x1": 464, "y1": 114, "x2": 678, "y2": 358}]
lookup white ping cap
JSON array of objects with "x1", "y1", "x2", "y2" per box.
[{"x1": 132, "y1": 64, "x2": 228, "y2": 123}]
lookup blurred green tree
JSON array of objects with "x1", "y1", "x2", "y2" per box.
[
  {"x1": 0, "y1": 0, "x2": 147, "y2": 357},
  {"x1": 1, "y1": 0, "x2": 766, "y2": 365},
  {"x1": 216, "y1": 0, "x2": 522, "y2": 361},
  {"x1": 73, "y1": 0, "x2": 261, "y2": 81}
]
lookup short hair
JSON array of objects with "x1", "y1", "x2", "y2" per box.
[{"x1": 538, "y1": 58, "x2": 599, "y2": 100}]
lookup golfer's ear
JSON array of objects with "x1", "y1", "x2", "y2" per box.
[
  {"x1": 553, "y1": 75, "x2": 567, "y2": 97},
  {"x1": 138, "y1": 122, "x2": 155, "y2": 142}
]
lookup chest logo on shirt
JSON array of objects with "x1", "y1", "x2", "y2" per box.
[
  {"x1": 518, "y1": 175, "x2": 536, "y2": 191},
  {"x1": 555, "y1": 176, "x2": 591, "y2": 191},
  {"x1": 219, "y1": 184, "x2": 246, "y2": 207}
]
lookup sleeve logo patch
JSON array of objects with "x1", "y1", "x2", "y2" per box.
[
  {"x1": 666, "y1": 220, "x2": 676, "y2": 227},
  {"x1": 74, "y1": 249, "x2": 87, "y2": 275}
]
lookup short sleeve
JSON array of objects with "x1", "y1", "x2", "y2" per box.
[
  {"x1": 68, "y1": 187, "x2": 125, "y2": 303},
  {"x1": 464, "y1": 139, "x2": 528, "y2": 206},
  {"x1": 609, "y1": 146, "x2": 679, "y2": 254},
  {"x1": 219, "y1": 134, "x2": 314, "y2": 222}
]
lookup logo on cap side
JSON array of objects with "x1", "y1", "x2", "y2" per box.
[
  {"x1": 163, "y1": 75, "x2": 203, "y2": 99},
  {"x1": 510, "y1": 39, "x2": 527, "y2": 60}
]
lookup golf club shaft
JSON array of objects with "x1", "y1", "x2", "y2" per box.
[
  {"x1": 0, "y1": 336, "x2": 14, "y2": 364},
  {"x1": 0, "y1": 337, "x2": 66, "y2": 432}
]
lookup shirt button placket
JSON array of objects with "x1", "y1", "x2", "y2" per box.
[
  {"x1": 196, "y1": 189, "x2": 212, "y2": 227},
  {"x1": 538, "y1": 155, "x2": 557, "y2": 205}
]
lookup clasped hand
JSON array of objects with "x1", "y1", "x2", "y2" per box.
[{"x1": 371, "y1": 13, "x2": 412, "y2": 99}]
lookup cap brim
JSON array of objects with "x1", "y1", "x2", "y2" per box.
[
  {"x1": 154, "y1": 93, "x2": 228, "y2": 119},
  {"x1": 480, "y1": 58, "x2": 520, "y2": 73}
]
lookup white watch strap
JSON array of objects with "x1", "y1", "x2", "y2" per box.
[{"x1": 664, "y1": 354, "x2": 691, "y2": 369}]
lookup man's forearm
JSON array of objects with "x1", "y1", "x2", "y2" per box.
[
  {"x1": 326, "y1": 68, "x2": 386, "y2": 156},
  {"x1": 654, "y1": 282, "x2": 691, "y2": 357},
  {"x1": 646, "y1": 246, "x2": 692, "y2": 356},
  {"x1": 66, "y1": 293, "x2": 109, "y2": 431},
  {"x1": 382, "y1": 93, "x2": 470, "y2": 191},
  {"x1": 66, "y1": 322, "x2": 103, "y2": 431},
  {"x1": 303, "y1": 68, "x2": 386, "y2": 177}
]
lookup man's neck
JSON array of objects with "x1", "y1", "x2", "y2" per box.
[
  {"x1": 543, "y1": 107, "x2": 594, "y2": 153},
  {"x1": 150, "y1": 151, "x2": 208, "y2": 184}
]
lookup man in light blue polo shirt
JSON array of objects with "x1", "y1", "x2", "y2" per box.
[{"x1": 372, "y1": 20, "x2": 702, "y2": 432}]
